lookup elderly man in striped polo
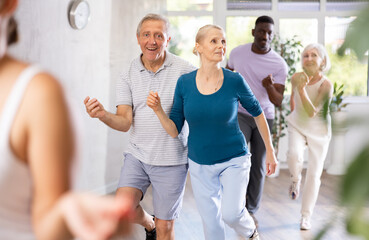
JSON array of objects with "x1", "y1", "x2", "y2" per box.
[{"x1": 84, "y1": 14, "x2": 195, "y2": 240}]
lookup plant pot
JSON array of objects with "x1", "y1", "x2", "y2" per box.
[{"x1": 327, "y1": 111, "x2": 348, "y2": 175}]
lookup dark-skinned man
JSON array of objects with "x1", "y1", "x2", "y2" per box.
[{"x1": 226, "y1": 15, "x2": 288, "y2": 227}]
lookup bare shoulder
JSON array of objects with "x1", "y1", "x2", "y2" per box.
[
  {"x1": 23, "y1": 73, "x2": 70, "y2": 124},
  {"x1": 23, "y1": 69, "x2": 69, "y2": 126},
  {"x1": 28, "y1": 72, "x2": 64, "y2": 99},
  {"x1": 321, "y1": 77, "x2": 333, "y2": 91},
  {"x1": 1, "y1": 57, "x2": 64, "y2": 100}
]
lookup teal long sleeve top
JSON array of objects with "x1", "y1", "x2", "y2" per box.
[{"x1": 169, "y1": 68, "x2": 263, "y2": 165}]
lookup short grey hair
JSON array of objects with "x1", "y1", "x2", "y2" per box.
[
  {"x1": 136, "y1": 13, "x2": 170, "y2": 36},
  {"x1": 302, "y1": 43, "x2": 331, "y2": 72}
]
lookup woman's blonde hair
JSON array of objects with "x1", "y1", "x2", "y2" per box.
[
  {"x1": 301, "y1": 43, "x2": 331, "y2": 72},
  {"x1": 193, "y1": 24, "x2": 224, "y2": 56}
]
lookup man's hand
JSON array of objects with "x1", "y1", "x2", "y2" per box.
[
  {"x1": 262, "y1": 74, "x2": 274, "y2": 89},
  {"x1": 84, "y1": 97, "x2": 106, "y2": 119}
]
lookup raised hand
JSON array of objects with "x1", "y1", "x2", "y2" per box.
[
  {"x1": 262, "y1": 74, "x2": 274, "y2": 88},
  {"x1": 291, "y1": 72, "x2": 309, "y2": 90},
  {"x1": 60, "y1": 193, "x2": 134, "y2": 240},
  {"x1": 84, "y1": 97, "x2": 106, "y2": 119},
  {"x1": 146, "y1": 91, "x2": 162, "y2": 112}
]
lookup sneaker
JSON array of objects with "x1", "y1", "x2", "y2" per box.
[
  {"x1": 145, "y1": 215, "x2": 156, "y2": 240},
  {"x1": 300, "y1": 217, "x2": 311, "y2": 230},
  {"x1": 249, "y1": 229, "x2": 260, "y2": 240},
  {"x1": 145, "y1": 227, "x2": 156, "y2": 240},
  {"x1": 289, "y1": 181, "x2": 301, "y2": 200},
  {"x1": 250, "y1": 213, "x2": 259, "y2": 229}
]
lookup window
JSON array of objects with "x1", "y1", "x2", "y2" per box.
[
  {"x1": 167, "y1": 0, "x2": 213, "y2": 11},
  {"x1": 166, "y1": 0, "x2": 369, "y2": 96},
  {"x1": 227, "y1": 0, "x2": 272, "y2": 10},
  {"x1": 168, "y1": 16, "x2": 213, "y2": 67},
  {"x1": 278, "y1": 0, "x2": 320, "y2": 11},
  {"x1": 226, "y1": 17, "x2": 256, "y2": 58},
  {"x1": 325, "y1": 17, "x2": 368, "y2": 96},
  {"x1": 326, "y1": 0, "x2": 369, "y2": 11},
  {"x1": 279, "y1": 18, "x2": 318, "y2": 46}
]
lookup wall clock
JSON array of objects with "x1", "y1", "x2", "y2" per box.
[{"x1": 69, "y1": 0, "x2": 90, "y2": 30}]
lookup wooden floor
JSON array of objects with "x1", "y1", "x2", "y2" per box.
[{"x1": 118, "y1": 169, "x2": 366, "y2": 240}]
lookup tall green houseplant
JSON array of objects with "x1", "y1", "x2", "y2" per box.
[{"x1": 271, "y1": 35, "x2": 303, "y2": 156}]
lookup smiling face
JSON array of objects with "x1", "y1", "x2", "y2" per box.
[
  {"x1": 302, "y1": 48, "x2": 324, "y2": 76},
  {"x1": 136, "y1": 19, "x2": 170, "y2": 64},
  {"x1": 252, "y1": 22, "x2": 274, "y2": 54},
  {"x1": 196, "y1": 27, "x2": 226, "y2": 64}
]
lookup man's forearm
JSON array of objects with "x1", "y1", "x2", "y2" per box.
[
  {"x1": 99, "y1": 111, "x2": 131, "y2": 132},
  {"x1": 265, "y1": 84, "x2": 284, "y2": 107}
]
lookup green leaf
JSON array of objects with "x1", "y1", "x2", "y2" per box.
[
  {"x1": 337, "y1": 5, "x2": 369, "y2": 61},
  {"x1": 341, "y1": 143, "x2": 369, "y2": 206}
]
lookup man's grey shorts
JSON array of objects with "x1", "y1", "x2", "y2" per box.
[{"x1": 117, "y1": 153, "x2": 188, "y2": 220}]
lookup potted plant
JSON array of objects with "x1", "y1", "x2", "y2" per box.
[
  {"x1": 330, "y1": 82, "x2": 348, "y2": 113},
  {"x1": 326, "y1": 82, "x2": 349, "y2": 175}
]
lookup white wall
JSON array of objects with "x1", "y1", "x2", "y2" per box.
[{"x1": 10, "y1": 0, "x2": 164, "y2": 193}]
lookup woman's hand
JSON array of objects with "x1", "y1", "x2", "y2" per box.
[
  {"x1": 265, "y1": 150, "x2": 278, "y2": 176},
  {"x1": 147, "y1": 91, "x2": 162, "y2": 112},
  {"x1": 291, "y1": 72, "x2": 309, "y2": 90},
  {"x1": 60, "y1": 192, "x2": 134, "y2": 240},
  {"x1": 146, "y1": 91, "x2": 179, "y2": 138}
]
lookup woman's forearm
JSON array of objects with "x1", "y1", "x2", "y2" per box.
[
  {"x1": 298, "y1": 88, "x2": 317, "y2": 117},
  {"x1": 155, "y1": 108, "x2": 179, "y2": 138},
  {"x1": 254, "y1": 112, "x2": 274, "y2": 152}
]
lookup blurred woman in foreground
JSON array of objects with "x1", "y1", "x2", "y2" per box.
[{"x1": 0, "y1": 0, "x2": 133, "y2": 239}]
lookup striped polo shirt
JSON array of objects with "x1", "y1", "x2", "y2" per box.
[{"x1": 116, "y1": 51, "x2": 196, "y2": 166}]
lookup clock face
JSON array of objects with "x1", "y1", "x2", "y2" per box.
[{"x1": 70, "y1": 0, "x2": 90, "y2": 30}]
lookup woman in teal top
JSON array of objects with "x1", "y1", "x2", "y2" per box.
[
  {"x1": 169, "y1": 68, "x2": 262, "y2": 165},
  {"x1": 147, "y1": 24, "x2": 277, "y2": 240}
]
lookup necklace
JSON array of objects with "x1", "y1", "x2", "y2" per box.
[
  {"x1": 214, "y1": 74, "x2": 221, "y2": 91},
  {"x1": 198, "y1": 69, "x2": 223, "y2": 93}
]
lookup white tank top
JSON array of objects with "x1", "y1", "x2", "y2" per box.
[
  {"x1": 287, "y1": 76, "x2": 332, "y2": 136},
  {"x1": 0, "y1": 65, "x2": 42, "y2": 239}
]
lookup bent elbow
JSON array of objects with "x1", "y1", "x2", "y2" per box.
[
  {"x1": 170, "y1": 132, "x2": 179, "y2": 138},
  {"x1": 270, "y1": 98, "x2": 282, "y2": 108},
  {"x1": 120, "y1": 120, "x2": 132, "y2": 132},
  {"x1": 308, "y1": 111, "x2": 318, "y2": 118},
  {"x1": 121, "y1": 126, "x2": 131, "y2": 132}
]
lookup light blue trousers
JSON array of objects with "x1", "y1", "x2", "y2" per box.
[{"x1": 189, "y1": 154, "x2": 256, "y2": 240}]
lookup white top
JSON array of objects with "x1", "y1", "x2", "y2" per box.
[
  {"x1": 0, "y1": 65, "x2": 42, "y2": 240},
  {"x1": 287, "y1": 76, "x2": 332, "y2": 136},
  {"x1": 116, "y1": 52, "x2": 196, "y2": 166}
]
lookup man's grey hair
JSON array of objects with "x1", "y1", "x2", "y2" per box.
[{"x1": 136, "y1": 13, "x2": 170, "y2": 36}]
